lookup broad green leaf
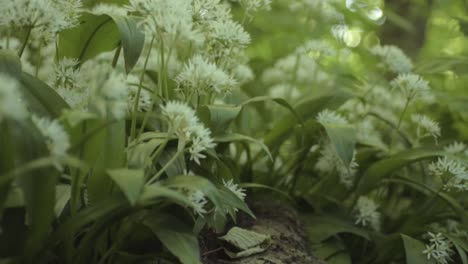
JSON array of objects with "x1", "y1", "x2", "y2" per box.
[
  {"x1": 215, "y1": 133, "x2": 272, "y2": 161},
  {"x1": 220, "y1": 227, "x2": 271, "y2": 251},
  {"x1": 158, "y1": 148, "x2": 186, "y2": 177},
  {"x1": 218, "y1": 187, "x2": 255, "y2": 218},
  {"x1": 386, "y1": 176, "x2": 468, "y2": 222},
  {"x1": 54, "y1": 185, "x2": 70, "y2": 217},
  {"x1": 19, "y1": 73, "x2": 70, "y2": 118},
  {"x1": 109, "y1": 16, "x2": 145, "y2": 73},
  {"x1": 143, "y1": 214, "x2": 202, "y2": 264},
  {"x1": 58, "y1": 13, "x2": 120, "y2": 63},
  {"x1": 401, "y1": 234, "x2": 436, "y2": 264},
  {"x1": 357, "y1": 148, "x2": 444, "y2": 194},
  {"x1": 108, "y1": 169, "x2": 145, "y2": 206},
  {"x1": 84, "y1": 119, "x2": 126, "y2": 203},
  {"x1": 197, "y1": 104, "x2": 242, "y2": 135},
  {"x1": 241, "y1": 183, "x2": 292, "y2": 201},
  {"x1": 303, "y1": 215, "x2": 370, "y2": 243},
  {"x1": 264, "y1": 89, "x2": 352, "y2": 148},
  {"x1": 446, "y1": 235, "x2": 468, "y2": 264},
  {"x1": 140, "y1": 184, "x2": 192, "y2": 207},
  {"x1": 312, "y1": 239, "x2": 350, "y2": 263},
  {"x1": 7, "y1": 121, "x2": 59, "y2": 261},
  {"x1": 241, "y1": 96, "x2": 303, "y2": 124},
  {"x1": 320, "y1": 122, "x2": 356, "y2": 168},
  {"x1": 0, "y1": 50, "x2": 22, "y2": 78},
  {"x1": 163, "y1": 175, "x2": 221, "y2": 208},
  {"x1": 416, "y1": 55, "x2": 468, "y2": 74}
]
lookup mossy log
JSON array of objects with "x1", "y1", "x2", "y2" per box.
[{"x1": 201, "y1": 200, "x2": 326, "y2": 264}]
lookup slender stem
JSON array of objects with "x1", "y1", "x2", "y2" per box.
[
  {"x1": 130, "y1": 36, "x2": 155, "y2": 141},
  {"x1": 112, "y1": 44, "x2": 122, "y2": 68},
  {"x1": 18, "y1": 26, "x2": 33, "y2": 58},
  {"x1": 147, "y1": 146, "x2": 184, "y2": 184},
  {"x1": 390, "y1": 98, "x2": 411, "y2": 151}
]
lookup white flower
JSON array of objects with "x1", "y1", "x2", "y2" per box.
[
  {"x1": 236, "y1": 0, "x2": 272, "y2": 14},
  {"x1": 91, "y1": 3, "x2": 128, "y2": 17},
  {"x1": 354, "y1": 196, "x2": 380, "y2": 231},
  {"x1": 422, "y1": 232, "x2": 454, "y2": 264},
  {"x1": 444, "y1": 142, "x2": 466, "y2": 154},
  {"x1": 192, "y1": 0, "x2": 232, "y2": 23},
  {"x1": 411, "y1": 114, "x2": 441, "y2": 140},
  {"x1": 161, "y1": 101, "x2": 216, "y2": 164},
  {"x1": 370, "y1": 45, "x2": 413, "y2": 73},
  {"x1": 223, "y1": 179, "x2": 246, "y2": 201},
  {"x1": 0, "y1": 73, "x2": 27, "y2": 122},
  {"x1": 232, "y1": 64, "x2": 254, "y2": 84},
  {"x1": 0, "y1": 0, "x2": 82, "y2": 41},
  {"x1": 56, "y1": 87, "x2": 88, "y2": 110},
  {"x1": 161, "y1": 101, "x2": 199, "y2": 140},
  {"x1": 331, "y1": 24, "x2": 362, "y2": 48},
  {"x1": 31, "y1": 115, "x2": 70, "y2": 170},
  {"x1": 317, "y1": 109, "x2": 348, "y2": 125},
  {"x1": 188, "y1": 190, "x2": 208, "y2": 216},
  {"x1": 48, "y1": 58, "x2": 84, "y2": 89},
  {"x1": 175, "y1": 55, "x2": 238, "y2": 95},
  {"x1": 189, "y1": 125, "x2": 216, "y2": 164},
  {"x1": 207, "y1": 19, "x2": 251, "y2": 47},
  {"x1": 428, "y1": 157, "x2": 468, "y2": 191},
  {"x1": 127, "y1": 0, "x2": 202, "y2": 44},
  {"x1": 390, "y1": 73, "x2": 430, "y2": 100}
]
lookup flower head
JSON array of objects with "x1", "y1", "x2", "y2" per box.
[
  {"x1": 370, "y1": 45, "x2": 413, "y2": 73},
  {"x1": 32, "y1": 115, "x2": 70, "y2": 170},
  {"x1": 428, "y1": 156, "x2": 468, "y2": 191},
  {"x1": 354, "y1": 196, "x2": 380, "y2": 231},
  {"x1": 422, "y1": 232, "x2": 454, "y2": 264},
  {"x1": 161, "y1": 101, "x2": 216, "y2": 164},
  {"x1": 411, "y1": 114, "x2": 441, "y2": 141},
  {"x1": 175, "y1": 55, "x2": 238, "y2": 96},
  {"x1": 223, "y1": 179, "x2": 246, "y2": 201},
  {"x1": 188, "y1": 190, "x2": 208, "y2": 216},
  {"x1": 317, "y1": 109, "x2": 348, "y2": 125},
  {"x1": 390, "y1": 73, "x2": 430, "y2": 100}
]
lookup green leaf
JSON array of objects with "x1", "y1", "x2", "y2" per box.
[
  {"x1": 197, "y1": 104, "x2": 242, "y2": 135},
  {"x1": 446, "y1": 235, "x2": 468, "y2": 264},
  {"x1": 401, "y1": 234, "x2": 435, "y2": 264},
  {"x1": 54, "y1": 185, "x2": 70, "y2": 217},
  {"x1": 109, "y1": 16, "x2": 145, "y2": 73},
  {"x1": 218, "y1": 187, "x2": 255, "y2": 219},
  {"x1": 84, "y1": 119, "x2": 126, "y2": 203},
  {"x1": 303, "y1": 215, "x2": 370, "y2": 243},
  {"x1": 220, "y1": 227, "x2": 271, "y2": 251},
  {"x1": 108, "y1": 169, "x2": 145, "y2": 206},
  {"x1": 215, "y1": 133, "x2": 272, "y2": 161},
  {"x1": 241, "y1": 96, "x2": 303, "y2": 124},
  {"x1": 143, "y1": 214, "x2": 202, "y2": 264},
  {"x1": 264, "y1": 89, "x2": 352, "y2": 148},
  {"x1": 386, "y1": 176, "x2": 468, "y2": 222},
  {"x1": 140, "y1": 184, "x2": 192, "y2": 207},
  {"x1": 0, "y1": 50, "x2": 22, "y2": 78},
  {"x1": 320, "y1": 122, "x2": 356, "y2": 168},
  {"x1": 58, "y1": 12, "x2": 120, "y2": 63},
  {"x1": 19, "y1": 73, "x2": 70, "y2": 118},
  {"x1": 163, "y1": 175, "x2": 221, "y2": 208},
  {"x1": 357, "y1": 148, "x2": 444, "y2": 194}
]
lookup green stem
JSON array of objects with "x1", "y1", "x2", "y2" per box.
[
  {"x1": 147, "y1": 145, "x2": 185, "y2": 184},
  {"x1": 18, "y1": 26, "x2": 33, "y2": 58},
  {"x1": 130, "y1": 36, "x2": 155, "y2": 141},
  {"x1": 112, "y1": 44, "x2": 122, "y2": 68}
]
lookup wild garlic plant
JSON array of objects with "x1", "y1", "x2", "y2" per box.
[{"x1": 0, "y1": 0, "x2": 269, "y2": 263}]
